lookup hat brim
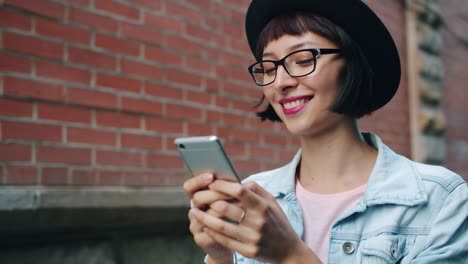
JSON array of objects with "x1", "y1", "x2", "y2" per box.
[{"x1": 245, "y1": 0, "x2": 401, "y2": 112}]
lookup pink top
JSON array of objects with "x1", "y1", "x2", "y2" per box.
[{"x1": 296, "y1": 181, "x2": 366, "y2": 263}]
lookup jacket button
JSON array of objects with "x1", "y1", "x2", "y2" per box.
[{"x1": 342, "y1": 242, "x2": 355, "y2": 254}]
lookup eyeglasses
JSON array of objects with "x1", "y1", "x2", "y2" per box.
[{"x1": 248, "y1": 48, "x2": 341, "y2": 86}]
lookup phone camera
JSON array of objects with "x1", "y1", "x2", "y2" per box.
[{"x1": 179, "y1": 144, "x2": 185, "y2": 150}]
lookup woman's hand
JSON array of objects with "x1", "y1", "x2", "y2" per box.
[
  {"x1": 183, "y1": 173, "x2": 234, "y2": 264},
  {"x1": 190, "y1": 180, "x2": 321, "y2": 264}
]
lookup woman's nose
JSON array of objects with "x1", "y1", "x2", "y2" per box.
[{"x1": 273, "y1": 65, "x2": 298, "y2": 92}]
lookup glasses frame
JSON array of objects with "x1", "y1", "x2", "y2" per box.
[{"x1": 248, "y1": 48, "x2": 341, "y2": 86}]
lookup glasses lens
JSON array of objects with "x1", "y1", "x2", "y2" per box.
[
  {"x1": 285, "y1": 50, "x2": 315, "y2": 77},
  {"x1": 251, "y1": 61, "x2": 276, "y2": 85}
]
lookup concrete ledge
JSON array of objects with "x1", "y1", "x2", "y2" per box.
[
  {"x1": 0, "y1": 186, "x2": 189, "y2": 210},
  {"x1": 0, "y1": 187, "x2": 192, "y2": 247}
]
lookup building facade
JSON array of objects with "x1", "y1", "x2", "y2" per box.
[{"x1": 0, "y1": 0, "x2": 466, "y2": 263}]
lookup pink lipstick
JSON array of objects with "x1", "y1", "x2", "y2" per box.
[{"x1": 279, "y1": 95, "x2": 313, "y2": 115}]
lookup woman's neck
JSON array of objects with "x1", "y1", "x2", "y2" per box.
[{"x1": 298, "y1": 119, "x2": 377, "y2": 194}]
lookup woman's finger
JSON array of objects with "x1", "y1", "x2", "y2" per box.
[
  {"x1": 183, "y1": 173, "x2": 215, "y2": 198},
  {"x1": 191, "y1": 189, "x2": 232, "y2": 208},
  {"x1": 203, "y1": 227, "x2": 261, "y2": 260},
  {"x1": 209, "y1": 180, "x2": 264, "y2": 209},
  {"x1": 189, "y1": 208, "x2": 221, "y2": 234},
  {"x1": 210, "y1": 200, "x2": 246, "y2": 224},
  {"x1": 190, "y1": 208, "x2": 258, "y2": 243}
]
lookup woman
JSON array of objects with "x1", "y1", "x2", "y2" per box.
[{"x1": 184, "y1": 0, "x2": 468, "y2": 263}]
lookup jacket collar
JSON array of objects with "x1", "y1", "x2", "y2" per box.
[{"x1": 262, "y1": 133, "x2": 428, "y2": 206}]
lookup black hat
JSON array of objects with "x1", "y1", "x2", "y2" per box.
[{"x1": 245, "y1": 0, "x2": 401, "y2": 112}]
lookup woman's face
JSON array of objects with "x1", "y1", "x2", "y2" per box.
[{"x1": 262, "y1": 32, "x2": 347, "y2": 136}]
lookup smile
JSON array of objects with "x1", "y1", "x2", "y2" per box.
[{"x1": 279, "y1": 95, "x2": 313, "y2": 115}]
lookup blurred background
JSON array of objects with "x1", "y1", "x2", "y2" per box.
[{"x1": 0, "y1": 0, "x2": 466, "y2": 263}]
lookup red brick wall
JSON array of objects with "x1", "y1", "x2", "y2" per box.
[
  {"x1": 441, "y1": 0, "x2": 468, "y2": 179},
  {"x1": 0, "y1": 0, "x2": 461, "y2": 187}
]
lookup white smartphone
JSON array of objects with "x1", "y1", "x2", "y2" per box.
[{"x1": 174, "y1": 136, "x2": 241, "y2": 183}]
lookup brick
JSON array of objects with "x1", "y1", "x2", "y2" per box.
[
  {"x1": 166, "y1": 1, "x2": 202, "y2": 23},
  {"x1": 186, "y1": 23, "x2": 213, "y2": 42},
  {"x1": 166, "y1": 69, "x2": 202, "y2": 87},
  {"x1": 146, "y1": 171, "x2": 186, "y2": 186},
  {"x1": 97, "y1": 170, "x2": 121, "y2": 185},
  {"x1": 3, "y1": 31, "x2": 64, "y2": 60},
  {"x1": 96, "y1": 150, "x2": 142, "y2": 167},
  {"x1": 67, "y1": 88, "x2": 117, "y2": 109},
  {"x1": 221, "y1": 51, "x2": 246, "y2": 67},
  {"x1": 121, "y1": 133, "x2": 162, "y2": 150},
  {"x1": 0, "y1": 143, "x2": 32, "y2": 162},
  {"x1": 122, "y1": 171, "x2": 147, "y2": 186},
  {"x1": 222, "y1": 21, "x2": 243, "y2": 37},
  {"x1": 38, "y1": 104, "x2": 91, "y2": 124},
  {"x1": 145, "y1": 117, "x2": 183, "y2": 134},
  {"x1": 144, "y1": 83, "x2": 183, "y2": 100},
  {"x1": 223, "y1": 112, "x2": 247, "y2": 126},
  {"x1": 186, "y1": 91, "x2": 212, "y2": 105},
  {"x1": 224, "y1": 142, "x2": 246, "y2": 157},
  {"x1": 206, "y1": 110, "x2": 222, "y2": 124},
  {"x1": 165, "y1": 103, "x2": 202, "y2": 120},
  {"x1": 68, "y1": 0, "x2": 90, "y2": 6},
  {"x1": 187, "y1": 122, "x2": 213, "y2": 136},
  {"x1": 96, "y1": 111, "x2": 141, "y2": 129},
  {"x1": 229, "y1": 128, "x2": 258, "y2": 143},
  {"x1": 263, "y1": 134, "x2": 288, "y2": 146},
  {"x1": 69, "y1": 8, "x2": 117, "y2": 32},
  {"x1": 145, "y1": 46, "x2": 182, "y2": 67},
  {"x1": 6, "y1": 166, "x2": 38, "y2": 185},
  {"x1": 36, "y1": 61, "x2": 90, "y2": 84},
  {"x1": 96, "y1": 73, "x2": 141, "y2": 93},
  {"x1": 187, "y1": 0, "x2": 211, "y2": 10},
  {"x1": 212, "y1": 2, "x2": 232, "y2": 19},
  {"x1": 0, "y1": 8, "x2": 32, "y2": 30},
  {"x1": 120, "y1": 22, "x2": 163, "y2": 46},
  {"x1": 5, "y1": 0, "x2": 65, "y2": 19},
  {"x1": 0, "y1": 52, "x2": 32, "y2": 74},
  {"x1": 67, "y1": 127, "x2": 116, "y2": 146},
  {"x1": 146, "y1": 153, "x2": 183, "y2": 169},
  {"x1": 121, "y1": 97, "x2": 163, "y2": 115},
  {"x1": 35, "y1": 18, "x2": 90, "y2": 44},
  {"x1": 94, "y1": 0, "x2": 140, "y2": 20},
  {"x1": 37, "y1": 145, "x2": 91, "y2": 165},
  {"x1": 0, "y1": 98, "x2": 33, "y2": 117},
  {"x1": 68, "y1": 46, "x2": 116, "y2": 70},
  {"x1": 224, "y1": 81, "x2": 245, "y2": 96},
  {"x1": 95, "y1": 33, "x2": 139, "y2": 56},
  {"x1": 144, "y1": 12, "x2": 182, "y2": 33},
  {"x1": 230, "y1": 67, "x2": 251, "y2": 83},
  {"x1": 231, "y1": 98, "x2": 255, "y2": 113},
  {"x1": 3, "y1": 76, "x2": 65, "y2": 101},
  {"x1": 186, "y1": 57, "x2": 212, "y2": 74},
  {"x1": 129, "y1": 0, "x2": 161, "y2": 9},
  {"x1": 70, "y1": 169, "x2": 96, "y2": 185},
  {"x1": 41, "y1": 167, "x2": 68, "y2": 185},
  {"x1": 121, "y1": 59, "x2": 163, "y2": 80},
  {"x1": 2, "y1": 121, "x2": 62, "y2": 142},
  {"x1": 166, "y1": 35, "x2": 203, "y2": 55}
]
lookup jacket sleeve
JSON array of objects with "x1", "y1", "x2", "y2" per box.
[{"x1": 411, "y1": 181, "x2": 468, "y2": 263}]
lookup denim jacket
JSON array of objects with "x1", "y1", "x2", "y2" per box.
[{"x1": 235, "y1": 133, "x2": 467, "y2": 264}]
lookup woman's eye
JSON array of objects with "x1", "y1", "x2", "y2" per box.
[{"x1": 296, "y1": 58, "x2": 314, "y2": 66}]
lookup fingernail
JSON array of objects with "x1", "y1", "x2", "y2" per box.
[
  {"x1": 189, "y1": 208, "x2": 198, "y2": 216},
  {"x1": 203, "y1": 174, "x2": 213, "y2": 182}
]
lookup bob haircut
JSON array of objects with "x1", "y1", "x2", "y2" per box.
[{"x1": 254, "y1": 12, "x2": 374, "y2": 121}]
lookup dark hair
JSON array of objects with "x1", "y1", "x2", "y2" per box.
[{"x1": 254, "y1": 12, "x2": 374, "y2": 121}]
